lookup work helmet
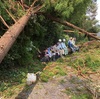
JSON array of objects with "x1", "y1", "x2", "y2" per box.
[
  {"x1": 63, "y1": 39, "x2": 66, "y2": 42},
  {"x1": 59, "y1": 39, "x2": 62, "y2": 42}
]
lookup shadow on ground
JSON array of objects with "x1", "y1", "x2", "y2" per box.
[{"x1": 15, "y1": 81, "x2": 37, "y2": 99}]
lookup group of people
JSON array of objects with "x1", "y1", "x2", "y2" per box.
[{"x1": 38, "y1": 37, "x2": 79, "y2": 62}]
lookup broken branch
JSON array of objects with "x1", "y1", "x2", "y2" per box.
[
  {"x1": 0, "y1": 16, "x2": 9, "y2": 28},
  {"x1": 5, "y1": 9, "x2": 16, "y2": 23}
]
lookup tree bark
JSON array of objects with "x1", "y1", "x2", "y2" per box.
[
  {"x1": 63, "y1": 30, "x2": 82, "y2": 34},
  {"x1": 0, "y1": 3, "x2": 43, "y2": 63}
]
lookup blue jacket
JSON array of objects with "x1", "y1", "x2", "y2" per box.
[{"x1": 68, "y1": 40, "x2": 73, "y2": 48}]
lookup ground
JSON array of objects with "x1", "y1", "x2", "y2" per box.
[{"x1": 10, "y1": 64, "x2": 100, "y2": 99}]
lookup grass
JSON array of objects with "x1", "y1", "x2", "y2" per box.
[
  {"x1": 64, "y1": 87, "x2": 92, "y2": 99},
  {"x1": 64, "y1": 85, "x2": 92, "y2": 99},
  {"x1": 71, "y1": 94, "x2": 92, "y2": 99},
  {"x1": 40, "y1": 62, "x2": 67, "y2": 82},
  {"x1": 60, "y1": 79, "x2": 66, "y2": 84},
  {"x1": 67, "y1": 46, "x2": 100, "y2": 72}
]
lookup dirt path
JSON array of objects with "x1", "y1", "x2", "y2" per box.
[
  {"x1": 28, "y1": 77, "x2": 70, "y2": 99},
  {"x1": 13, "y1": 74, "x2": 90, "y2": 99}
]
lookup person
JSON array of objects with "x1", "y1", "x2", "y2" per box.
[
  {"x1": 55, "y1": 50, "x2": 60, "y2": 59},
  {"x1": 47, "y1": 47, "x2": 52, "y2": 60},
  {"x1": 72, "y1": 37, "x2": 75, "y2": 45},
  {"x1": 57, "y1": 39, "x2": 64, "y2": 57},
  {"x1": 50, "y1": 46, "x2": 56, "y2": 61},
  {"x1": 54, "y1": 44, "x2": 61, "y2": 59},
  {"x1": 61, "y1": 39, "x2": 68, "y2": 55},
  {"x1": 68, "y1": 37, "x2": 75, "y2": 52},
  {"x1": 72, "y1": 37, "x2": 79, "y2": 51},
  {"x1": 40, "y1": 49, "x2": 50, "y2": 62}
]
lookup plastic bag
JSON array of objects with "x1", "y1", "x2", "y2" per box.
[{"x1": 26, "y1": 73, "x2": 37, "y2": 85}]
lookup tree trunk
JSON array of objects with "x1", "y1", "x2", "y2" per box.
[
  {"x1": 63, "y1": 30, "x2": 97, "y2": 36},
  {"x1": 63, "y1": 30, "x2": 82, "y2": 34},
  {"x1": 40, "y1": 13, "x2": 100, "y2": 40},
  {"x1": 0, "y1": 4, "x2": 43, "y2": 63}
]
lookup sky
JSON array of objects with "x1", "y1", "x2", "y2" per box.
[{"x1": 96, "y1": 0, "x2": 100, "y2": 22}]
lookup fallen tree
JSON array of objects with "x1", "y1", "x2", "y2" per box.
[
  {"x1": 36, "y1": 12, "x2": 100, "y2": 40},
  {"x1": 63, "y1": 30, "x2": 82, "y2": 34},
  {"x1": 50, "y1": 16, "x2": 100, "y2": 40},
  {"x1": 0, "y1": 0, "x2": 43, "y2": 63},
  {"x1": 63, "y1": 30, "x2": 97, "y2": 36}
]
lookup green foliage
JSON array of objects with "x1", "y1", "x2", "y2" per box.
[
  {"x1": 29, "y1": 15, "x2": 63, "y2": 50},
  {"x1": 40, "y1": 65, "x2": 66, "y2": 82},
  {"x1": 77, "y1": 0, "x2": 99, "y2": 33},
  {"x1": 68, "y1": 53, "x2": 100, "y2": 71},
  {"x1": 0, "y1": 1, "x2": 11, "y2": 22},
  {"x1": 43, "y1": 0, "x2": 91, "y2": 21},
  {"x1": 71, "y1": 94, "x2": 92, "y2": 99},
  {"x1": 0, "y1": 0, "x2": 25, "y2": 25},
  {"x1": 69, "y1": 0, "x2": 92, "y2": 24},
  {"x1": 55, "y1": 66, "x2": 66, "y2": 76},
  {"x1": 40, "y1": 70, "x2": 55, "y2": 82},
  {"x1": 0, "y1": 35, "x2": 33, "y2": 68},
  {"x1": 54, "y1": 0, "x2": 74, "y2": 18},
  {"x1": 85, "y1": 54, "x2": 100, "y2": 71}
]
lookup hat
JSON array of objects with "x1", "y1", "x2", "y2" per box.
[
  {"x1": 63, "y1": 39, "x2": 66, "y2": 42},
  {"x1": 59, "y1": 39, "x2": 62, "y2": 42}
]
